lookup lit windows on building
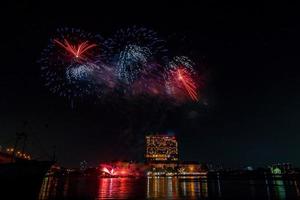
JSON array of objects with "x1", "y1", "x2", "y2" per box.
[{"x1": 145, "y1": 135, "x2": 178, "y2": 162}]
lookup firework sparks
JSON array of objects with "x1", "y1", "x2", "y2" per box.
[
  {"x1": 54, "y1": 39, "x2": 97, "y2": 60},
  {"x1": 65, "y1": 63, "x2": 96, "y2": 81},
  {"x1": 39, "y1": 28, "x2": 103, "y2": 102},
  {"x1": 39, "y1": 27, "x2": 205, "y2": 106},
  {"x1": 173, "y1": 67, "x2": 199, "y2": 101},
  {"x1": 102, "y1": 167, "x2": 115, "y2": 176},
  {"x1": 116, "y1": 44, "x2": 152, "y2": 84},
  {"x1": 166, "y1": 56, "x2": 200, "y2": 102},
  {"x1": 100, "y1": 163, "x2": 142, "y2": 177},
  {"x1": 103, "y1": 26, "x2": 167, "y2": 85}
]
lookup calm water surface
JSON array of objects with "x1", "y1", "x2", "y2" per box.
[{"x1": 38, "y1": 176, "x2": 300, "y2": 200}]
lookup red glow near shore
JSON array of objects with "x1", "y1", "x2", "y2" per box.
[
  {"x1": 54, "y1": 39, "x2": 97, "y2": 60},
  {"x1": 101, "y1": 166, "x2": 130, "y2": 177},
  {"x1": 100, "y1": 163, "x2": 143, "y2": 177},
  {"x1": 102, "y1": 167, "x2": 116, "y2": 176}
]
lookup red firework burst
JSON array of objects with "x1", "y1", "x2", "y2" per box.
[
  {"x1": 168, "y1": 67, "x2": 199, "y2": 101},
  {"x1": 54, "y1": 39, "x2": 97, "y2": 60}
]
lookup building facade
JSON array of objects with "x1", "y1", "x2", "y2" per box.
[{"x1": 145, "y1": 135, "x2": 178, "y2": 163}]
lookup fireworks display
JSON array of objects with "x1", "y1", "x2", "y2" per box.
[
  {"x1": 102, "y1": 166, "x2": 116, "y2": 176},
  {"x1": 102, "y1": 27, "x2": 167, "y2": 86},
  {"x1": 39, "y1": 28, "x2": 103, "y2": 100},
  {"x1": 53, "y1": 39, "x2": 97, "y2": 61},
  {"x1": 100, "y1": 163, "x2": 144, "y2": 177},
  {"x1": 39, "y1": 27, "x2": 204, "y2": 105},
  {"x1": 166, "y1": 56, "x2": 199, "y2": 101}
]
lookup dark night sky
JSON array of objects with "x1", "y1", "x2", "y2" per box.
[{"x1": 1, "y1": 1, "x2": 300, "y2": 168}]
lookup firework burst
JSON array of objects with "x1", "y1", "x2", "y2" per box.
[
  {"x1": 39, "y1": 26, "x2": 206, "y2": 106},
  {"x1": 53, "y1": 39, "x2": 97, "y2": 61},
  {"x1": 166, "y1": 56, "x2": 200, "y2": 102},
  {"x1": 39, "y1": 28, "x2": 103, "y2": 100},
  {"x1": 102, "y1": 26, "x2": 168, "y2": 85}
]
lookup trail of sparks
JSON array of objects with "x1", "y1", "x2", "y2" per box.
[
  {"x1": 175, "y1": 68, "x2": 199, "y2": 101},
  {"x1": 102, "y1": 167, "x2": 115, "y2": 175},
  {"x1": 54, "y1": 39, "x2": 97, "y2": 59},
  {"x1": 117, "y1": 44, "x2": 151, "y2": 84}
]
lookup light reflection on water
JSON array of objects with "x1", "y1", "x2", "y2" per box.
[
  {"x1": 98, "y1": 177, "x2": 143, "y2": 199},
  {"x1": 146, "y1": 177, "x2": 208, "y2": 199},
  {"x1": 38, "y1": 176, "x2": 300, "y2": 200}
]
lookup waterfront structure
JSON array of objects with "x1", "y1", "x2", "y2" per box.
[
  {"x1": 99, "y1": 134, "x2": 207, "y2": 177},
  {"x1": 178, "y1": 161, "x2": 201, "y2": 175},
  {"x1": 145, "y1": 135, "x2": 178, "y2": 163},
  {"x1": 271, "y1": 163, "x2": 292, "y2": 174},
  {"x1": 0, "y1": 147, "x2": 31, "y2": 164}
]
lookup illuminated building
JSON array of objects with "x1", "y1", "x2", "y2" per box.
[
  {"x1": 97, "y1": 135, "x2": 207, "y2": 177},
  {"x1": 145, "y1": 135, "x2": 178, "y2": 163},
  {"x1": 271, "y1": 167, "x2": 282, "y2": 175},
  {"x1": 271, "y1": 163, "x2": 292, "y2": 174}
]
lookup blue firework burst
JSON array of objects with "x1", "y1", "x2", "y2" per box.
[
  {"x1": 39, "y1": 28, "x2": 103, "y2": 100},
  {"x1": 103, "y1": 26, "x2": 168, "y2": 84}
]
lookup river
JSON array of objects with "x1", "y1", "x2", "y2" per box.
[{"x1": 35, "y1": 176, "x2": 300, "y2": 199}]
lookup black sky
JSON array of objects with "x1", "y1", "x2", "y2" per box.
[{"x1": 1, "y1": 1, "x2": 300, "y2": 168}]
